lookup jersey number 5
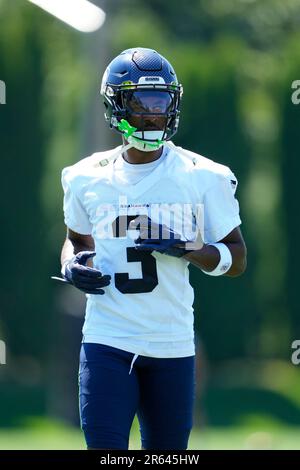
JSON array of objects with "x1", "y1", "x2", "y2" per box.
[{"x1": 112, "y1": 215, "x2": 158, "y2": 294}]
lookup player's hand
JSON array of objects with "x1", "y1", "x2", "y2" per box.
[
  {"x1": 130, "y1": 216, "x2": 193, "y2": 258},
  {"x1": 52, "y1": 251, "x2": 111, "y2": 295}
]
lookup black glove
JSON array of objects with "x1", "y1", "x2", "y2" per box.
[
  {"x1": 131, "y1": 217, "x2": 194, "y2": 258},
  {"x1": 51, "y1": 251, "x2": 111, "y2": 295}
]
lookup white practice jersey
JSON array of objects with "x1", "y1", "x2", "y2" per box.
[{"x1": 61, "y1": 144, "x2": 241, "y2": 358}]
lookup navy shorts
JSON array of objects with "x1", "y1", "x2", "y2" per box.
[{"x1": 79, "y1": 343, "x2": 196, "y2": 450}]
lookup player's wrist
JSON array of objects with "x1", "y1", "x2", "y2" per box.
[
  {"x1": 61, "y1": 257, "x2": 75, "y2": 279},
  {"x1": 201, "y1": 242, "x2": 232, "y2": 276}
]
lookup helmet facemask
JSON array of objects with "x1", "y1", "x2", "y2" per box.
[{"x1": 103, "y1": 83, "x2": 182, "y2": 152}]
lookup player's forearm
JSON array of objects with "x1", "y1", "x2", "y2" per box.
[
  {"x1": 60, "y1": 237, "x2": 95, "y2": 266},
  {"x1": 183, "y1": 242, "x2": 247, "y2": 277},
  {"x1": 61, "y1": 239, "x2": 75, "y2": 266}
]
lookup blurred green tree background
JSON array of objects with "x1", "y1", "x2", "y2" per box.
[{"x1": 1, "y1": 0, "x2": 300, "y2": 440}]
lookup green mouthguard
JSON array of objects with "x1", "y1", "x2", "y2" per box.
[
  {"x1": 117, "y1": 119, "x2": 137, "y2": 138},
  {"x1": 117, "y1": 119, "x2": 164, "y2": 148}
]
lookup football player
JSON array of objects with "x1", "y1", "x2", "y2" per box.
[{"x1": 54, "y1": 47, "x2": 247, "y2": 450}]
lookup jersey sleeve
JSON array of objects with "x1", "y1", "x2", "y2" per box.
[
  {"x1": 61, "y1": 167, "x2": 92, "y2": 235},
  {"x1": 203, "y1": 170, "x2": 241, "y2": 243}
]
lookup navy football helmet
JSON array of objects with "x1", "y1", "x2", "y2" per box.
[{"x1": 100, "y1": 47, "x2": 183, "y2": 151}]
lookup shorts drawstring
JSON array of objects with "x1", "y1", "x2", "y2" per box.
[{"x1": 129, "y1": 354, "x2": 139, "y2": 375}]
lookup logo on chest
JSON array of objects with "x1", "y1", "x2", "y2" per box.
[{"x1": 93, "y1": 195, "x2": 203, "y2": 242}]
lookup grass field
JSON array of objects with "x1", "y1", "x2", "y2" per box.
[{"x1": 0, "y1": 418, "x2": 300, "y2": 450}]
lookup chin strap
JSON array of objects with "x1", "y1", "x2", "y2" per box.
[
  {"x1": 98, "y1": 141, "x2": 134, "y2": 167},
  {"x1": 164, "y1": 140, "x2": 198, "y2": 165}
]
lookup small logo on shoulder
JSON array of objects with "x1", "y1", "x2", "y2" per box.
[{"x1": 99, "y1": 159, "x2": 109, "y2": 167}]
